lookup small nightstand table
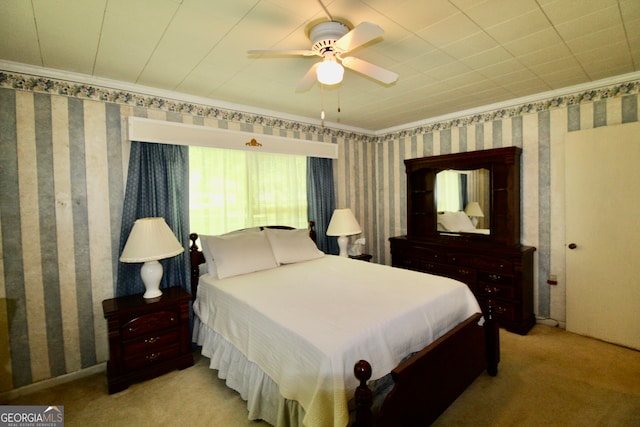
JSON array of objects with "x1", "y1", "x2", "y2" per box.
[
  {"x1": 102, "y1": 286, "x2": 193, "y2": 394},
  {"x1": 349, "y1": 253, "x2": 372, "y2": 262}
]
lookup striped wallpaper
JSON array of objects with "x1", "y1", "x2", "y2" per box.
[{"x1": 1, "y1": 72, "x2": 639, "y2": 394}]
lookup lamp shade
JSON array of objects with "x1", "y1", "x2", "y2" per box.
[
  {"x1": 464, "y1": 202, "x2": 484, "y2": 218},
  {"x1": 316, "y1": 58, "x2": 344, "y2": 85},
  {"x1": 120, "y1": 217, "x2": 184, "y2": 263},
  {"x1": 327, "y1": 208, "x2": 361, "y2": 236}
]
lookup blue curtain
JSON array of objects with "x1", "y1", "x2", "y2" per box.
[
  {"x1": 307, "y1": 157, "x2": 339, "y2": 254},
  {"x1": 460, "y1": 174, "x2": 468, "y2": 210},
  {"x1": 116, "y1": 142, "x2": 190, "y2": 297}
]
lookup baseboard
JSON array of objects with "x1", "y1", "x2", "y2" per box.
[
  {"x1": 536, "y1": 317, "x2": 560, "y2": 327},
  {"x1": 0, "y1": 363, "x2": 106, "y2": 403}
]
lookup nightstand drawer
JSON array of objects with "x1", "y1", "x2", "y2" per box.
[
  {"x1": 122, "y1": 310, "x2": 179, "y2": 339},
  {"x1": 123, "y1": 328, "x2": 180, "y2": 356},
  {"x1": 124, "y1": 343, "x2": 181, "y2": 370}
]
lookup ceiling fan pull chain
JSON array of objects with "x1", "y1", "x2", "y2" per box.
[{"x1": 321, "y1": 85, "x2": 326, "y2": 121}]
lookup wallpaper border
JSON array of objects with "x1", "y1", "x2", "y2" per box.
[{"x1": 1, "y1": 69, "x2": 639, "y2": 143}]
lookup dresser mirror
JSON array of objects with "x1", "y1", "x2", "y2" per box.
[
  {"x1": 405, "y1": 147, "x2": 522, "y2": 247},
  {"x1": 436, "y1": 168, "x2": 491, "y2": 232}
]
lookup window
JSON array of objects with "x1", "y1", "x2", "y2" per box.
[
  {"x1": 189, "y1": 146, "x2": 308, "y2": 235},
  {"x1": 436, "y1": 170, "x2": 463, "y2": 212}
]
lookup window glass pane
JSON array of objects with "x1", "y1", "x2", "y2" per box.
[
  {"x1": 189, "y1": 146, "x2": 307, "y2": 235},
  {"x1": 436, "y1": 170, "x2": 462, "y2": 212}
]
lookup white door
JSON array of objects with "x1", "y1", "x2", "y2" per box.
[{"x1": 565, "y1": 122, "x2": 640, "y2": 350}]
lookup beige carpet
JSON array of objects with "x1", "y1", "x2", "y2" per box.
[{"x1": 4, "y1": 325, "x2": 640, "y2": 426}]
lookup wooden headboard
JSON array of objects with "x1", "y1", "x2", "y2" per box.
[{"x1": 188, "y1": 221, "x2": 316, "y2": 299}]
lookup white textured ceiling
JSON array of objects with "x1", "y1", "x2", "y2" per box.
[{"x1": 0, "y1": 0, "x2": 638, "y2": 131}]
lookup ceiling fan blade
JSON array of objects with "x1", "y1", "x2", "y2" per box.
[
  {"x1": 341, "y1": 56, "x2": 398, "y2": 84},
  {"x1": 334, "y1": 22, "x2": 384, "y2": 54},
  {"x1": 296, "y1": 63, "x2": 320, "y2": 92},
  {"x1": 248, "y1": 49, "x2": 318, "y2": 57}
]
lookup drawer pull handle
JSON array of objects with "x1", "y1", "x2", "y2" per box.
[
  {"x1": 146, "y1": 352, "x2": 161, "y2": 362},
  {"x1": 493, "y1": 305, "x2": 507, "y2": 314},
  {"x1": 145, "y1": 336, "x2": 160, "y2": 344},
  {"x1": 488, "y1": 274, "x2": 501, "y2": 281},
  {"x1": 458, "y1": 269, "x2": 470, "y2": 275},
  {"x1": 484, "y1": 286, "x2": 500, "y2": 295}
]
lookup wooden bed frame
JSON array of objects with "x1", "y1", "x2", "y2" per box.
[{"x1": 188, "y1": 223, "x2": 499, "y2": 427}]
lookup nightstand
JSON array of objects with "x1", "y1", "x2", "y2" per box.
[
  {"x1": 102, "y1": 286, "x2": 193, "y2": 394},
  {"x1": 349, "y1": 253, "x2": 372, "y2": 262}
]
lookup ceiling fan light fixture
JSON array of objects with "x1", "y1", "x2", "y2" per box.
[{"x1": 316, "y1": 58, "x2": 344, "y2": 85}]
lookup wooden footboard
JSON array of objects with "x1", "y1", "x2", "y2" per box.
[{"x1": 354, "y1": 306, "x2": 499, "y2": 427}]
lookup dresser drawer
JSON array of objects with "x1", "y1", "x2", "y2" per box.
[
  {"x1": 123, "y1": 328, "x2": 180, "y2": 357},
  {"x1": 476, "y1": 256, "x2": 513, "y2": 272},
  {"x1": 123, "y1": 343, "x2": 181, "y2": 371},
  {"x1": 397, "y1": 245, "x2": 445, "y2": 264},
  {"x1": 393, "y1": 257, "x2": 433, "y2": 271},
  {"x1": 435, "y1": 264, "x2": 476, "y2": 284},
  {"x1": 389, "y1": 237, "x2": 535, "y2": 335},
  {"x1": 478, "y1": 272, "x2": 513, "y2": 286},
  {"x1": 480, "y1": 298, "x2": 517, "y2": 322},
  {"x1": 122, "y1": 310, "x2": 179, "y2": 339},
  {"x1": 476, "y1": 282, "x2": 516, "y2": 300}
]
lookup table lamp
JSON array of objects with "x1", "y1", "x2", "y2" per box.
[
  {"x1": 464, "y1": 202, "x2": 484, "y2": 228},
  {"x1": 120, "y1": 217, "x2": 184, "y2": 299},
  {"x1": 326, "y1": 208, "x2": 362, "y2": 257}
]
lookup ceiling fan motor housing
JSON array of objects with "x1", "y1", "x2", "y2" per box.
[{"x1": 310, "y1": 21, "x2": 349, "y2": 54}]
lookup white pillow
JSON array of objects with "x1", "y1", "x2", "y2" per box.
[
  {"x1": 437, "y1": 211, "x2": 476, "y2": 232},
  {"x1": 199, "y1": 234, "x2": 218, "y2": 278},
  {"x1": 204, "y1": 230, "x2": 277, "y2": 279},
  {"x1": 199, "y1": 227, "x2": 261, "y2": 277},
  {"x1": 264, "y1": 228, "x2": 324, "y2": 264}
]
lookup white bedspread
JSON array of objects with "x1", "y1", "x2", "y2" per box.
[{"x1": 194, "y1": 255, "x2": 481, "y2": 427}]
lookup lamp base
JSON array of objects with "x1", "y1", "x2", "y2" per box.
[
  {"x1": 140, "y1": 260, "x2": 163, "y2": 299},
  {"x1": 337, "y1": 235, "x2": 349, "y2": 257}
]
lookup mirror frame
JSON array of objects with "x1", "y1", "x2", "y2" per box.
[{"x1": 404, "y1": 147, "x2": 522, "y2": 248}]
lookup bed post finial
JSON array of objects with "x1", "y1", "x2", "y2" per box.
[
  {"x1": 308, "y1": 220, "x2": 317, "y2": 243},
  {"x1": 189, "y1": 233, "x2": 203, "y2": 299},
  {"x1": 353, "y1": 360, "x2": 374, "y2": 427}
]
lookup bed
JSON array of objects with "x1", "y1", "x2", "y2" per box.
[
  {"x1": 437, "y1": 211, "x2": 490, "y2": 235},
  {"x1": 189, "y1": 224, "x2": 499, "y2": 427}
]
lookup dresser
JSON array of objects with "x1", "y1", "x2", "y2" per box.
[
  {"x1": 390, "y1": 237, "x2": 535, "y2": 335},
  {"x1": 394, "y1": 147, "x2": 536, "y2": 335},
  {"x1": 102, "y1": 286, "x2": 194, "y2": 393}
]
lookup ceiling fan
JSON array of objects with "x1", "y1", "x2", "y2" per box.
[{"x1": 248, "y1": 20, "x2": 399, "y2": 91}]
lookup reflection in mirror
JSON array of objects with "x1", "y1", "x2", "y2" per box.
[{"x1": 436, "y1": 168, "x2": 490, "y2": 233}]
